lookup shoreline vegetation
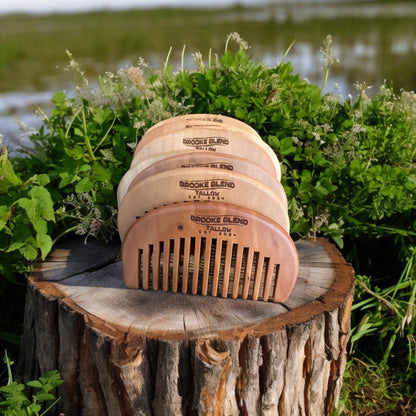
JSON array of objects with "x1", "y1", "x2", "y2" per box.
[
  {"x1": 0, "y1": 3, "x2": 415, "y2": 413},
  {"x1": 0, "y1": 2, "x2": 415, "y2": 94}
]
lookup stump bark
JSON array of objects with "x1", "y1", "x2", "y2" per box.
[{"x1": 17, "y1": 237, "x2": 354, "y2": 416}]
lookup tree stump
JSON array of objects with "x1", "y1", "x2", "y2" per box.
[{"x1": 17, "y1": 237, "x2": 354, "y2": 416}]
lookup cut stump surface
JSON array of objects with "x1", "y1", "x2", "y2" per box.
[{"x1": 18, "y1": 237, "x2": 355, "y2": 416}]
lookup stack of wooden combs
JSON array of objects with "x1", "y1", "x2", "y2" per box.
[{"x1": 117, "y1": 114, "x2": 299, "y2": 302}]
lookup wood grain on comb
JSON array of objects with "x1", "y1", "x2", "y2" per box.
[
  {"x1": 117, "y1": 167, "x2": 289, "y2": 240},
  {"x1": 117, "y1": 151, "x2": 288, "y2": 208},
  {"x1": 122, "y1": 202, "x2": 298, "y2": 303},
  {"x1": 142, "y1": 113, "x2": 261, "y2": 143},
  {"x1": 130, "y1": 126, "x2": 281, "y2": 180}
]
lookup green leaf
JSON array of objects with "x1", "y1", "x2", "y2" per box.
[
  {"x1": 51, "y1": 90, "x2": 67, "y2": 106},
  {"x1": 7, "y1": 240, "x2": 26, "y2": 253},
  {"x1": 279, "y1": 137, "x2": 296, "y2": 155},
  {"x1": 91, "y1": 163, "x2": 111, "y2": 182},
  {"x1": 6, "y1": 215, "x2": 33, "y2": 252},
  {"x1": 0, "y1": 331, "x2": 20, "y2": 345},
  {"x1": 0, "y1": 151, "x2": 22, "y2": 192},
  {"x1": 59, "y1": 172, "x2": 80, "y2": 188},
  {"x1": 26, "y1": 403, "x2": 42, "y2": 414},
  {"x1": 30, "y1": 187, "x2": 55, "y2": 222},
  {"x1": 0, "y1": 205, "x2": 10, "y2": 231},
  {"x1": 33, "y1": 393, "x2": 55, "y2": 403},
  {"x1": 267, "y1": 135, "x2": 280, "y2": 152},
  {"x1": 75, "y1": 177, "x2": 93, "y2": 193},
  {"x1": 26, "y1": 380, "x2": 43, "y2": 389},
  {"x1": 404, "y1": 173, "x2": 416, "y2": 191},
  {"x1": 65, "y1": 145, "x2": 84, "y2": 160},
  {"x1": 234, "y1": 107, "x2": 247, "y2": 120},
  {"x1": 19, "y1": 237, "x2": 38, "y2": 261},
  {"x1": 17, "y1": 186, "x2": 55, "y2": 235},
  {"x1": 37, "y1": 234, "x2": 53, "y2": 260},
  {"x1": 30, "y1": 174, "x2": 50, "y2": 187},
  {"x1": 38, "y1": 370, "x2": 63, "y2": 389}
]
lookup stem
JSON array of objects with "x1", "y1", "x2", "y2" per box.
[
  {"x1": 164, "y1": 46, "x2": 172, "y2": 71},
  {"x1": 181, "y1": 44, "x2": 186, "y2": 73},
  {"x1": 81, "y1": 102, "x2": 95, "y2": 161},
  {"x1": 93, "y1": 114, "x2": 117, "y2": 154},
  {"x1": 357, "y1": 279, "x2": 400, "y2": 317},
  {"x1": 40, "y1": 397, "x2": 61, "y2": 416},
  {"x1": 4, "y1": 350, "x2": 14, "y2": 385},
  {"x1": 225, "y1": 33, "x2": 231, "y2": 53},
  {"x1": 322, "y1": 66, "x2": 330, "y2": 90},
  {"x1": 279, "y1": 38, "x2": 296, "y2": 67},
  {"x1": 51, "y1": 225, "x2": 79, "y2": 247},
  {"x1": 65, "y1": 106, "x2": 82, "y2": 139}
]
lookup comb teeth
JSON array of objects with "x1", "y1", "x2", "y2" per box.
[{"x1": 135, "y1": 236, "x2": 280, "y2": 301}]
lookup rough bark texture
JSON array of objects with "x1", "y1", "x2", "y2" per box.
[{"x1": 17, "y1": 237, "x2": 354, "y2": 416}]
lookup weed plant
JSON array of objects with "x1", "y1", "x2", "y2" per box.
[
  {"x1": 0, "y1": 34, "x2": 415, "y2": 413},
  {"x1": 0, "y1": 351, "x2": 62, "y2": 415}
]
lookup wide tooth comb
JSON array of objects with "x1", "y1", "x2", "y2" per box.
[{"x1": 122, "y1": 202, "x2": 298, "y2": 303}]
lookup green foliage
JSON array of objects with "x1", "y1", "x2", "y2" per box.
[
  {"x1": 0, "y1": 351, "x2": 62, "y2": 416},
  {"x1": 351, "y1": 249, "x2": 416, "y2": 368},
  {"x1": 0, "y1": 148, "x2": 55, "y2": 287},
  {"x1": 338, "y1": 358, "x2": 416, "y2": 415}
]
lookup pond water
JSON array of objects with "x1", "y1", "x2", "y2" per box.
[{"x1": 1, "y1": 1, "x2": 415, "y2": 154}]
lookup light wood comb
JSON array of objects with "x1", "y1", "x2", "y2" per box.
[
  {"x1": 117, "y1": 151, "x2": 288, "y2": 209},
  {"x1": 138, "y1": 114, "x2": 263, "y2": 152},
  {"x1": 131, "y1": 126, "x2": 281, "y2": 181},
  {"x1": 117, "y1": 167, "x2": 289, "y2": 240},
  {"x1": 122, "y1": 202, "x2": 299, "y2": 303}
]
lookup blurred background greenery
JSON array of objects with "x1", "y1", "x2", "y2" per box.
[{"x1": 0, "y1": 0, "x2": 415, "y2": 153}]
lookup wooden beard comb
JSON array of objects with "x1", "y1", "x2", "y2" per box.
[
  {"x1": 118, "y1": 114, "x2": 298, "y2": 302},
  {"x1": 122, "y1": 202, "x2": 298, "y2": 303}
]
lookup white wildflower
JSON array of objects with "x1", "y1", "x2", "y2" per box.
[
  {"x1": 146, "y1": 100, "x2": 171, "y2": 122},
  {"x1": 225, "y1": 32, "x2": 249, "y2": 52},
  {"x1": 352, "y1": 124, "x2": 367, "y2": 135},
  {"x1": 65, "y1": 50, "x2": 88, "y2": 87},
  {"x1": 192, "y1": 52, "x2": 205, "y2": 71},
  {"x1": 312, "y1": 131, "x2": 325, "y2": 145},
  {"x1": 133, "y1": 121, "x2": 146, "y2": 130},
  {"x1": 354, "y1": 81, "x2": 373, "y2": 103},
  {"x1": 320, "y1": 123, "x2": 333, "y2": 134},
  {"x1": 292, "y1": 136, "x2": 303, "y2": 147},
  {"x1": 127, "y1": 66, "x2": 148, "y2": 94},
  {"x1": 320, "y1": 35, "x2": 339, "y2": 69},
  {"x1": 320, "y1": 35, "x2": 339, "y2": 88}
]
